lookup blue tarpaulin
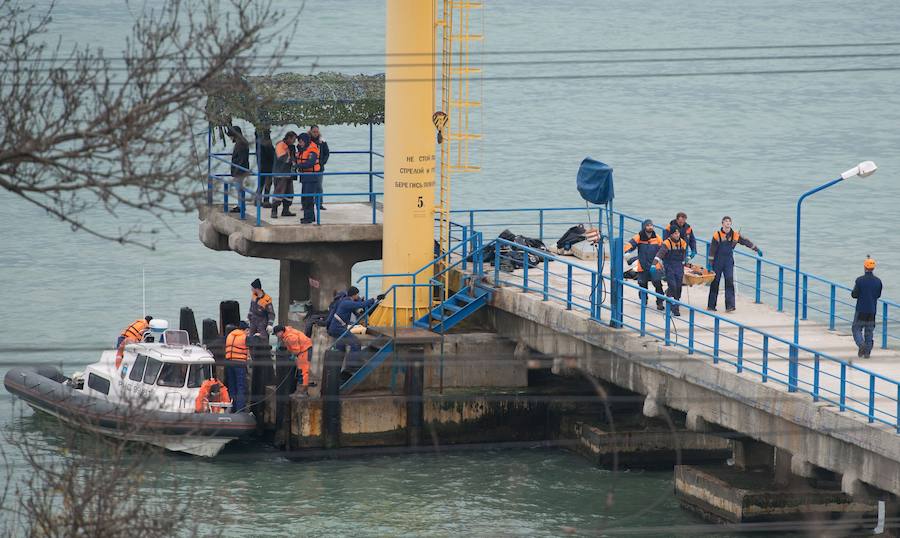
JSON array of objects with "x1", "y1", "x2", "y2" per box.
[{"x1": 576, "y1": 158, "x2": 614, "y2": 205}]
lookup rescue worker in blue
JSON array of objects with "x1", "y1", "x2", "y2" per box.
[
  {"x1": 653, "y1": 226, "x2": 688, "y2": 316},
  {"x1": 326, "y1": 287, "x2": 384, "y2": 375},
  {"x1": 295, "y1": 132, "x2": 320, "y2": 224},
  {"x1": 247, "y1": 278, "x2": 275, "y2": 337},
  {"x1": 662, "y1": 212, "x2": 697, "y2": 261},
  {"x1": 707, "y1": 216, "x2": 762, "y2": 312},
  {"x1": 851, "y1": 257, "x2": 882, "y2": 358},
  {"x1": 623, "y1": 219, "x2": 665, "y2": 310}
]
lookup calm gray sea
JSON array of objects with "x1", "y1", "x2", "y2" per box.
[{"x1": 2, "y1": 0, "x2": 899, "y2": 535}]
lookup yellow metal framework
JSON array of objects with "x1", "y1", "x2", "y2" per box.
[{"x1": 435, "y1": 0, "x2": 483, "y2": 280}]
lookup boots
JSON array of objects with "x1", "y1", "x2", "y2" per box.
[
  {"x1": 270, "y1": 204, "x2": 278, "y2": 219},
  {"x1": 281, "y1": 206, "x2": 296, "y2": 217}
]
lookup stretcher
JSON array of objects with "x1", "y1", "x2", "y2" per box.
[{"x1": 683, "y1": 263, "x2": 715, "y2": 286}]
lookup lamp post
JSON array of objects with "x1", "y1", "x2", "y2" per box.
[{"x1": 790, "y1": 161, "x2": 877, "y2": 391}]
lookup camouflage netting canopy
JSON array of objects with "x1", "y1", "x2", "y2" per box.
[{"x1": 206, "y1": 72, "x2": 385, "y2": 128}]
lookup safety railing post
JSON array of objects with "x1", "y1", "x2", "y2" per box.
[
  {"x1": 788, "y1": 343, "x2": 798, "y2": 393},
  {"x1": 372, "y1": 195, "x2": 376, "y2": 224},
  {"x1": 542, "y1": 258, "x2": 549, "y2": 301},
  {"x1": 883, "y1": 303, "x2": 889, "y2": 349},
  {"x1": 538, "y1": 209, "x2": 544, "y2": 243},
  {"x1": 664, "y1": 301, "x2": 671, "y2": 346},
  {"x1": 713, "y1": 318, "x2": 720, "y2": 363},
  {"x1": 640, "y1": 293, "x2": 646, "y2": 336},
  {"x1": 777, "y1": 267, "x2": 784, "y2": 312},
  {"x1": 255, "y1": 138, "x2": 262, "y2": 226},
  {"x1": 493, "y1": 241, "x2": 500, "y2": 285},
  {"x1": 368, "y1": 122, "x2": 375, "y2": 206},
  {"x1": 829, "y1": 284, "x2": 836, "y2": 330},
  {"x1": 206, "y1": 124, "x2": 213, "y2": 206},
  {"x1": 412, "y1": 275, "x2": 417, "y2": 325},
  {"x1": 896, "y1": 385, "x2": 900, "y2": 433},
  {"x1": 754, "y1": 258, "x2": 762, "y2": 304},
  {"x1": 813, "y1": 354, "x2": 820, "y2": 401},
  {"x1": 522, "y1": 249, "x2": 529, "y2": 289},
  {"x1": 869, "y1": 375, "x2": 876, "y2": 423},
  {"x1": 610, "y1": 235, "x2": 624, "y2": 329},
  {"x1": 802, "y1": 274, "x2": 809, "y2": 320},
  {"x1": 469, "y1": 211, "x2": 475, "y2": 235},
  {"x1": 364, "y1": 278, "x2": 369, "y2": 299},
  {"x1": 462, "y1": 227, "x2": 469, "y2": 271},
  {"x1": 688, "y1": 309, "x2": 695, "y2": 354},
  {"x1": 590, "y1": 273, "x2": 598, "y2": 319},
  {"x1": 762, "y1": 335, "x2": 769, "y2": 383},
  {"x1": 705, "y1": 242, "x2": 710, "y2": 268},
  {"x1": 238, "y1": 187, "x2": 246, "y2": 220},
  {"x1": 223, "y1": 181, "x2": 229, "y2": 213},
  {"x1": 566, "y1": 265, "x2": 573, "y2": 310},
  {"x1": 839, "y1": 363, "x2": 847, "y2": 411},
  {"x1": 737, "y1": 326, "x2": 744, "y2": 373}
]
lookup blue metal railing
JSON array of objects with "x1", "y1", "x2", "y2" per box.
[
  {"x1": 451, "y1": 206, "x2": 900, "y2": 350},
  {"x1": 206, "y1": 125, "x2": 384, "y2": 226},
  {"x1": 483, "y1": 237, "x2": 900, "y2": 432}
]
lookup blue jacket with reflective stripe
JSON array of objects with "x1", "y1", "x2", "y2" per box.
[{"x1": 852, "y1": 272, "x2": 882, "y2": 315}]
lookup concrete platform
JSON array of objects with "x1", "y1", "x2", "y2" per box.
[{"x1": 675, "y1": 464, "x2": 875, "y2": 524}]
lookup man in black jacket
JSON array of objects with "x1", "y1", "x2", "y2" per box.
[
  {"x1": 309, "y1": 125, "x2": 330, "y2": 209},
  {"x1": 227, "y1": 126, "x2": 250, "y2": 213},
  {"x1": 254, "y1": 129, "x2": 275, "y2": 208},
  {"x1": 852, "y1": 257, "x2": 883, "y2": 358}
]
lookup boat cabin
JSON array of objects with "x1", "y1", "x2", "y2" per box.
[{"x1": 82, "y1": 326, "x2": 217, "y2": 413}]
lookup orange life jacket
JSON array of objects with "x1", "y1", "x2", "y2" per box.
[
  {"x1": 256, "y1": 292, "x2": 273, "y2": 309},
  {"x1": 121, "y1": 319, "x2": 148, "y2": 341},
  {"x1": 195, "y1": 378, "x2": 231, "y2": 413},
  {"x1": 225, "y1": 329, "x2": 248, "y2": 361},
  {"x1": 298, "y1": 141, "x2": 321, "y2": 172},
  {"x1": 281, "y1": 326, "x2": 312, "y2": 385}
]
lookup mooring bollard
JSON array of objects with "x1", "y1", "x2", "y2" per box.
[{"x1": 321, "y1": 349, "x2": 343, "y2": 450}]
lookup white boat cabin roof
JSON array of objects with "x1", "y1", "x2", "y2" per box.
[{"x1": 127, "y1": 329, "x2": 214, "y2": 364}]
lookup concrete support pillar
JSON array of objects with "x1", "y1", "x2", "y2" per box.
[
  {"x1": 278, "y1": 260, "x2": 311, "y2": 324},
  {"x1": 790, "y1": 457, "x2": 816, "y2": 479},
  {"x1": 642, "y1": 396, "x2": 662, "y2": 418},
  {"x1": 733, "y1": 439, "x2": 774, "y2": 470},
  {"x1": 686, "y1": 410, "x2": 711, "y2": 433},
  {"x1": 841, "y1": 471, "x2": 866, "y2": 497},
  {"x1": 774, "y1": 447, "x2": 792, "y2": 488}
]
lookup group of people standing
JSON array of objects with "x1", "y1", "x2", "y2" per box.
[
  {"x1": 623, "y1": 213, "x2": 762, "y2": 316},
  {"x1": 227, "y1": 125, "x2": 330, "y2": 224}
]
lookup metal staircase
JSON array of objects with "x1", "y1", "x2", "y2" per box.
[
  {"x1": 414, "y1": 285, "x2": 491, "y2": 333},
  {"x1": 339, "y1": 337, "x2": 394, "y2": 394}
]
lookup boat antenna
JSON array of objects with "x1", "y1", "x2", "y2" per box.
[{"x1": 142, "y1": 266, "x2": 146, "y2": 318}]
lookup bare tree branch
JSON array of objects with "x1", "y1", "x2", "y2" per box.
[{"x1": 0, "y1": 0, "x2": 294, "y2": 248}]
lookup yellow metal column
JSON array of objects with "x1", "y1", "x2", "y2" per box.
[{"x1": 368, "y1": 0, "x2": 436, "y2": 327}]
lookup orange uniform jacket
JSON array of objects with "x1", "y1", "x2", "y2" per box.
[
  {"x1": 281, "y1": 326, "x2": 312, "y2": 385},
  {"x1": 195, "y1": 378, "x2": 231, "y2": 413}
]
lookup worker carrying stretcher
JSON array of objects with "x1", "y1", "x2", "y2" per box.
[
  {"x1": 624, "y1": 219, "x2": 665, "y2": 310},
  {"x1": 653, "y1": 227, "x2": 688, "y2": 317}
]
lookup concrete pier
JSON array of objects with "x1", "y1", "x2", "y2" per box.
[{"x1": 198, "y1": 202, "x2": 382, "y2": 316}]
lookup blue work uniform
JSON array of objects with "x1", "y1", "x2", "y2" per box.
[
  {"x1": 624, "y1": 230, "x2": 664, "y2": 307},
  {"x1": 663, "y1": 220, "x2": 697, "y2": 255},
  {"x1": 707, "y1": 228, "x2": 758, "y2": 311},
  {"x1": 328, "y1": 296, "x2": 376, "y2": 370},
  {"x1": 656, "y1": 236, "x2": 687, "y2": 314},
  {"x1": 851, "y1": 271, "x2": 883, "y2": 356}
]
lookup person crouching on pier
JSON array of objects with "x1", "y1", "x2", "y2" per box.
[
  {"x1": 624, "y1": 219, "x2": 665, "y2": 311},
  {"x1": 271, "y1": 131, "x2": 298, "y2": 219},
  {"x1": 274, "y1": 325, "x2": 313, "y2": 386},
  {"x1": 851, "y1": 257, "x2": 883, "y2": 359},
  {"x1": 707, "y1": 216, "x2": 763, "y2": 313},
  {"x1": 654, "y1": 226, "x2": 688, "y2": 317},
  {"x1": 327, "y1": 287, "x2": 384, "y2": 379}
]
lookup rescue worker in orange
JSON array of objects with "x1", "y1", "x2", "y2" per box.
[
  {"x1": 707, "y1": 216, "x2": 762, "y2": 313},
  {"x1": 295, "y1": 132, "x2": 321, "y2": 224},
  {"x1": 653, "y1": 226, "x2": 688, "y2": 317},
  {"x1": 116, "y1": 316, "x2": 152, "y2": 368},
  {"x1": 194, "y1": 378, "x2": 231, "y2": 413},
  {"x1": 248, "y1": 278, "x2": 275, "y2": 337},
  {"x1": 271, "y1": 131, "x2": 298, "y2": 219},
  {"x1": 624, "y1": 219, "x2": 665, "y2": 310},
  {"x1": 274, "y1": 325, "x2": 313, "y2": 386},
  {"x1": 225, "y1": 321, "x2": 250, "y2": 412}
]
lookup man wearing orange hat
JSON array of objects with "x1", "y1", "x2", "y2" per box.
[{"x1": 851, "y1": 257, "x2": 882, "y2": 358}]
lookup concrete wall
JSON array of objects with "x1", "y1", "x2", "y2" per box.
[{"x1": 487, "y1": 287, "x2": 900, "y2": 497}]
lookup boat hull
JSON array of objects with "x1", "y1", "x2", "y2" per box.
[{"x1": 4, "y1": 368, "x2": 256, "y2": 457}]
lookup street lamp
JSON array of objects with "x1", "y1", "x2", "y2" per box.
[{"x1": 789, "y1": 161, "x2": 877, "y2": 391}]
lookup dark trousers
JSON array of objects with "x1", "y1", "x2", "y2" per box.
[
  {"x1": 708, "y1": 259, "x2": 735, "y2": 310},
  {"x1": 637, "y1": 270, "x2": 664, "y2": 307},
  {"x1": 301, "y1": 176, "x2": 321, "y2": 222},
  {"x1": 329, "y1": 329, "x2": 364, "y2": 371},
  {"x1": 272, "y1": 176, "x2": 293, "y2": 210},
  {"x1": 665, "y1": 263, "x2": 684, "y2": 311},
  {"x1": 852, "y1": 316, "x2": 876, "y2": 354},
  {"x1": 225, "y1": 364, "x2": 247, "y2": 412},
  {"x1": 256, "y1": 175, "x2": 272, "y2": 202}
]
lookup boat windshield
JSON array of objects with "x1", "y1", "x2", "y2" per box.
[
  {"x1": 156, "y1": 362, "x2": 188, "y2": 388},
  {"x1": 186, "y1": 364, "x2": 212, "y2": 388},
  {"x1": 163, "y1": 330, "x2": 190, "y2": 346}
]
